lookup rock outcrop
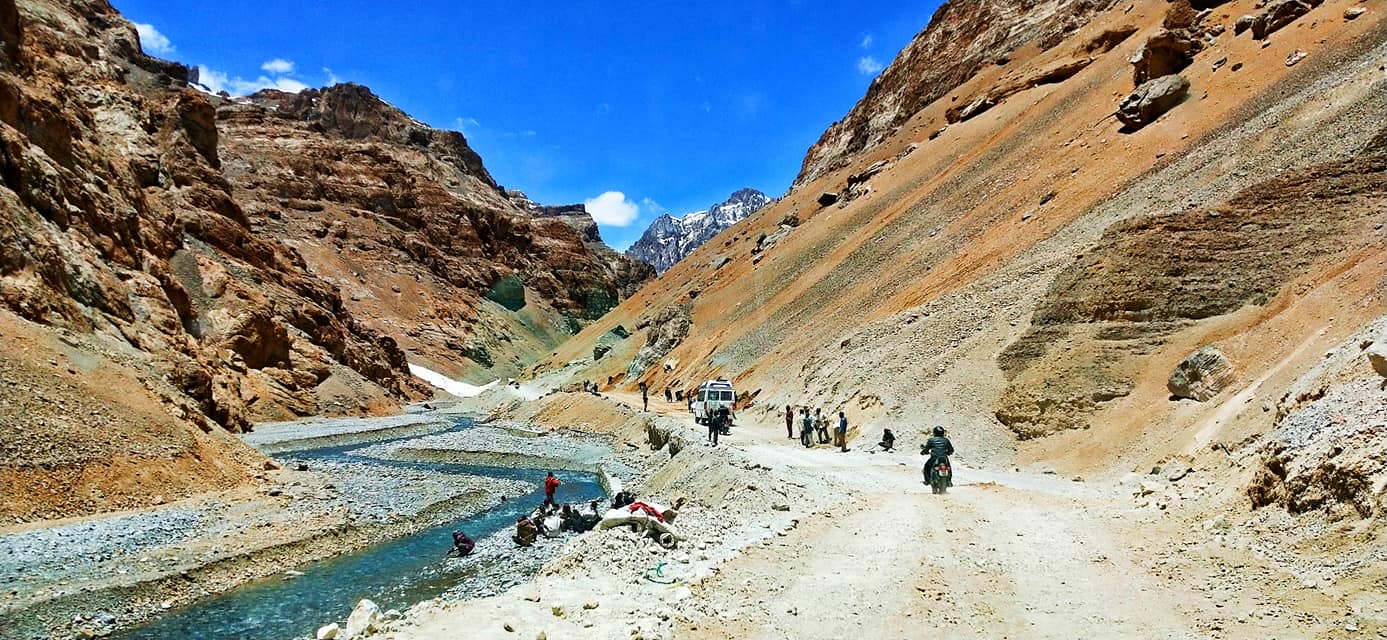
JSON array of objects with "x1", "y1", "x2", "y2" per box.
[
  {"x1": 626, "y1": 188, "x2": 771, "y2": 274},
  {"x1": 1130, "y1": 29, "x2": 1199, "y2": 85},
  {"x1": 1248, "y1": 320, "x2": 1387, "y2": 519},
  {"x1": 998, "y1": 127, "x2": 1386, "y2": 436},
  {"x1": 627, "y1": 305, "x2": 692, "y2": 378}
]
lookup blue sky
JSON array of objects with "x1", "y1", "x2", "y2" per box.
[{"x1": 115, "y1": 1, "x2": 942, "y2": 250}]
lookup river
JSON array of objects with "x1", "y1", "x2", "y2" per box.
[{"x1": 110, "y1": 416, "x2": 606, "y2": 640}]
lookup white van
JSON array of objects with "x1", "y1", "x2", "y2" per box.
[{"x1": 693, "y1": 379, "x2": 736, "y2": 425}]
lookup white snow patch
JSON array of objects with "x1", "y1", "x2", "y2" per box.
[{"x1": 409, "y1": 364, "x2": 498, "y2": 398}]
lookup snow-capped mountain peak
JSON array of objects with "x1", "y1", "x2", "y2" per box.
[{"x1": 626, "y1": 188, "x2": 771, "y2": 273}]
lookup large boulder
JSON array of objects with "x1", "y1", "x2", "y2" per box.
[
  {"x1": 1251, "y1": 0, "x2": 1314, "y2": 40},
  {"x1": 343, "y1": 598, "x2": 383, "y2": 639},
  {"x1": 1117, "y1": 74, "x2": 1190, "y2": 130},
  {"x1": 1367, "y1": 344, "x2": 1387, "y2": 379},
  {"x1": 1130, "y1": 29, "x2": 1200, "y2": 85},
  {"x1": 1168, "y1": 346, "x2": 1234, "y2": 401},
  {"x1": 946, "y1": 94, "x2": 996, "y2": 123}
]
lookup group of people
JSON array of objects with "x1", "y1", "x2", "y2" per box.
[
  {"x1": 512, "y1": 499, "x2": 605, "y2": 547},
  {"x1": 785, "y1": 405, "x2": 849, "y2": 452},
  {"x1": 446, "y1": 471, "x2": 606, "y2": 556}
]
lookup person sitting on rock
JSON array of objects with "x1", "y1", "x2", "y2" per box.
[
  {"x1": 878, "y1": 428, "x2": 895, "y2": 452},
  {"x1": 559, "y1": 504, "x2": 580, "y2": 532},
  {"x1": 513, "y1": 516, "x2": 538, "y2": 547},
  {"x1": 447, "y1": 530, "x2": 475, "y2": 557}
]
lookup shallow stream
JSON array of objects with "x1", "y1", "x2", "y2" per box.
[{"x1": 111, "y1": 417, "x2": 605, "y2": 640}]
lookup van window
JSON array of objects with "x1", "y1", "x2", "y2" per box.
[
  {"x1": 720, "y1": 391, "x2": 734, "y2": 401},
  {"x1": 697, "y1": 390, "x2": 706, "y2": 402}
]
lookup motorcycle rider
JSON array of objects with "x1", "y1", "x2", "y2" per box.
[{"x1": 921, "y1": 425, "x2": 955, "y2": 487}]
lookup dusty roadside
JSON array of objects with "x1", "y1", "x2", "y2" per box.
[{"x1": 382, "y1": 392, "x2": 1387, "y2": 640}]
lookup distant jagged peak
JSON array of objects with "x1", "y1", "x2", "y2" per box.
[{"x1": 626, "y1": 187, "x2": 771, "y2": 273}]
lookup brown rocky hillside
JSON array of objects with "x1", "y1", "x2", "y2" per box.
[
  {"x1": 0, "y1": 0, "x2": 649, "y2": 520},
  {"x1": 538, "y1": 0, "x2": 1385, "y2": 512}
]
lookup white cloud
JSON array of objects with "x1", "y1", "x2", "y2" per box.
[
  {"x1": 452, "y1": 116, "x2": 480, "y2": 134},
  {"x1": 584, "y1": 191, "x2": 640, "y2": 227},
  {"x1": 261, "y1": 58, "x2": 295, "y2": 74},
  {"x1": 860, "y1": 34, "x2": 874, "y2": 49},
  {"x1": 197, "y1": 65, "x2": 308, "y2": 96},
  {"x1": 133, "y1": 22, "x2": 174, "y2": 56},
  {"x1": 323, "y1": 67, "x2": 341, "y2": 85},
  {"x1": 857, "y1": 55, "x2": 884, "y2": 75},
  {"x1": 640, "y1": 197, "x2": 667, "y2": 215}
]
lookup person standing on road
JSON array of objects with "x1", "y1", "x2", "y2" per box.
[
  {"x1": 800, "y1": 408, "x2": 814, "y2": 448},
  {"x1": 665, "y1": 388, "x2": 673, "y2": 403},
  {"x1": 785, "y1": 405, "x2": 795, "y2": 439},
  {"x1": 837, "y1": 411, "x2": 850, "y2": 452},
  {"x1": 543, "y1": 471, "x2": 561, "y2": 508},
  {"x1": 814, "y1": 408, "x2": 829, "y2": 444},
  {"x1": 641, "y1": 382, "x2": 649, "y2": 412}
]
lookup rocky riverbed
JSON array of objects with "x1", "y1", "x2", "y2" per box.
[{"x1": 0, "y1": 411, "x2": 546, "y2": 640}]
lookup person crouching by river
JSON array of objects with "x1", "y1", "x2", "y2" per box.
[
  {"x1": 513, "y1": 516, "x2": 537, "y2": 547},
  {"x1": 446, "y1": 530, "x2": 475, "y2": 557}
]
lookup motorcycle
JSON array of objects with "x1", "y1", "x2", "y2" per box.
[{"x1": 929, "y1": 461, "x2": 952, "y2": 495}]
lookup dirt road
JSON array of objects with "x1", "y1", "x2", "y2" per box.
[
  {"x1": 598, "y1": 391, "x2": 1203, "y2": 637},
  {"x1": 666, "y1": 410, "x2": 1207, "y2": 639}
]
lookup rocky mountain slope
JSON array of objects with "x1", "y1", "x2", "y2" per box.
[
  {"x1": 217, "y1": 84, "x2": 652, "y2": 383},
  {"x1": 539, "y1": 0, "x2": 1386, "y2": 528},
  {"x1": 625, "y1": 188, "x2": 770, "y2": 273},
  {"x1": 0, "y1": 0, "x2": 649, "y2": 520}
]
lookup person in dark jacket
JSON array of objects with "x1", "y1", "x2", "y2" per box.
[
  {"x1": 878, "y1": 428, "x2": 896, "y2": 452},
  {"x1": 921, "y1": 425, "x2": 955, "y2": 486}
]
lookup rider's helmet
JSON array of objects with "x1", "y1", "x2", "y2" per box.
[{"x1": 932, "y1": 425, "x2": 945, "y2": 436}]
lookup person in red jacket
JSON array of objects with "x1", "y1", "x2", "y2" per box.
[{"x1": 543, "y1": 471, "x2": 561, "y2": 508}]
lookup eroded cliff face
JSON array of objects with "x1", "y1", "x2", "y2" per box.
[
  {"x1": 0, "y1": 0, "x2": 650, "y2": 519},
  {"x1": 796, "y1": 0, "x2": 1120, "y2": 186},
  {"x1": 217, "y1": 84, "x2": 652, "y2": 381}
]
